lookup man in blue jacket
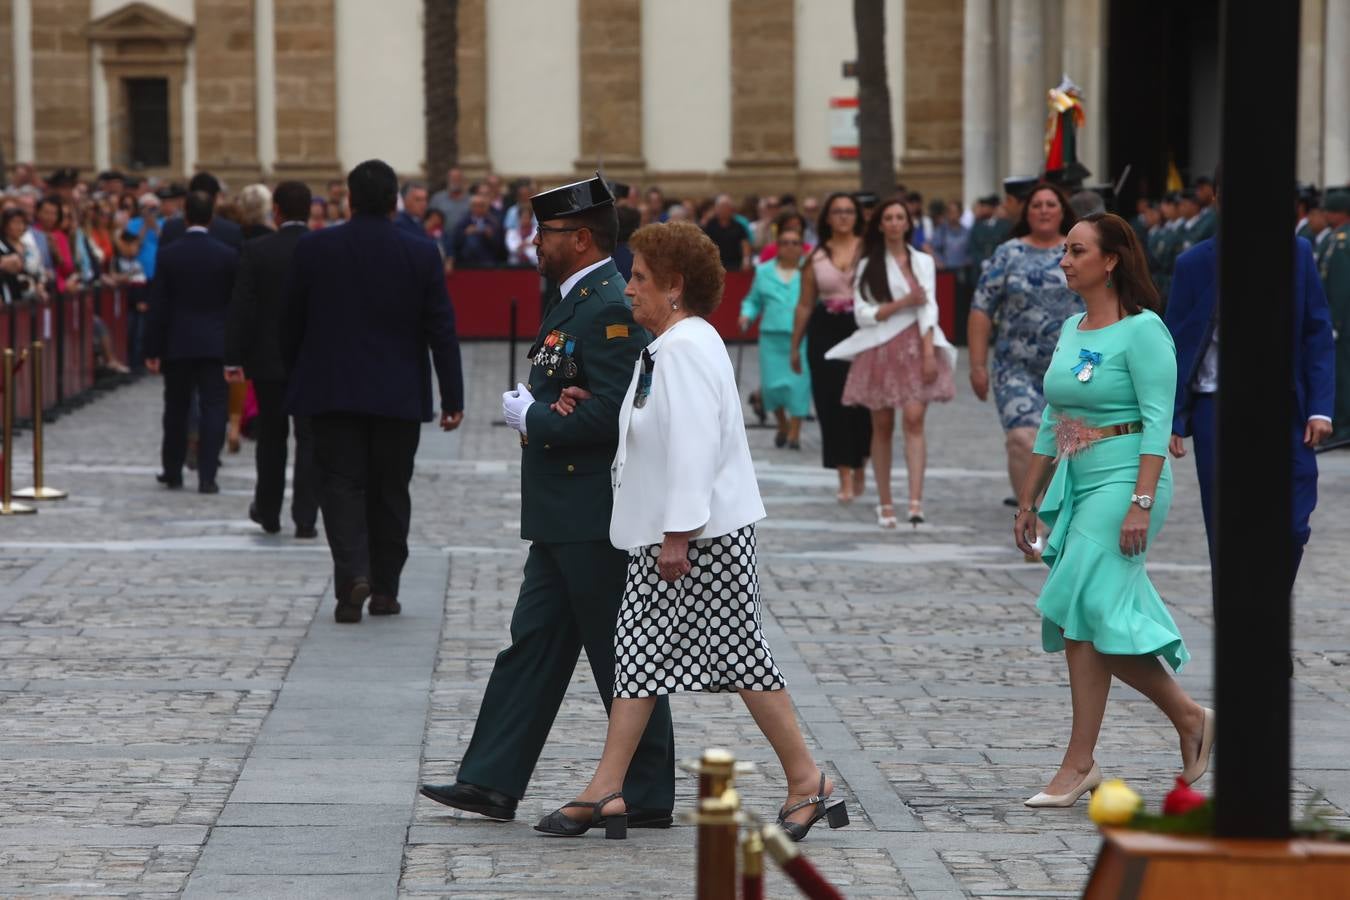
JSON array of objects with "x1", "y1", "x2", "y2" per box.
[
  {"x1": 283, "y1": 159, "x2": 464, "y2": 624},
  {"x1": 144, "y1": 191, "x2": 238, "y2": 494},
  {"x1": 1165, "y1": 220, "x2": 1335, "y2": 582}
]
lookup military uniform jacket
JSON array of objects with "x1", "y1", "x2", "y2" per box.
[
  {"x1": 1322, "y1": 224, "x2": 1350, "y2": 334},
  {"x1": 520, "y1": 259, "x2": 649, "y2": 543}
]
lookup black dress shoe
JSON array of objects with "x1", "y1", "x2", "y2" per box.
[
  {"x1": 198, "y1": 481, "x2": 220, "y2": 495},
  {"x1": 368, "y1": 595, "x2": 401, "y2": 616},
  {"x1": 157, "y1": 472, "x2": 183, "y2": 489},
  {"x1": 628, "y1": 807, "x2": 674, "y2": 829},
  {"x1": 294, "y1": 524, "x2": 318, "y2": 539},
  {"x1": 419, "y1": 781, "x2": 517, "y2": 821},
  {"x1": 335, "y1": 578, "x2": 370, "y2": 624},
  {"x1": 249, "y1": 503, "x2": 281, "y2": 534}
]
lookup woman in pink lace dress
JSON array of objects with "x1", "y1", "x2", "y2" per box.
[{"x1": 826, "y1": 197, "x2": 956, "y2": 528}]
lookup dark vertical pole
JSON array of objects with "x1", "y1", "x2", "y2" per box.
[
  {"x1": 507, "y1": 296, "x2": 518, "y2": 389},
  {"x1": 1213, "y1": 0, "x2": 1298, "y2": 839}
]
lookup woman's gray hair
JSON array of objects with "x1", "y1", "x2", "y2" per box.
[{"x1": 237, "y1": 183, "x2": 273, "y2": 226}]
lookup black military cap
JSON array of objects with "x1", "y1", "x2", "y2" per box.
[
  {"x1": 977, "y1": 194, "x2": 1001, "y2": 206},
  {"x1": 1044, "y1": 163, "x2": 1091, "y2": 191},
  {"x1": 611, "y1": 181, "x2": 632, "y2": 200},
  {"x1": 97, "y1": 169, "x2": 127, "y2": 183},
  {"x1": 1178, "y1": 188, "x2": 1198, "y2": 202},
  {"x1": 531, "y1": 172, "x2": 614, "y2": 221},
  {"x1": 1003, "y1": 176, "x2": 1039, "y2": 200},
  {"x1": 47, "y1": 167, "x2": 78, "y2": 187},
  {"x1": 1325, "y1": 191, "x2": 1350, "y2": 214}
]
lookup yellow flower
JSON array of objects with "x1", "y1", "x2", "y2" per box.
[{"x1": 1088, "y1": 779, "x2": 1142, "y2": 826}]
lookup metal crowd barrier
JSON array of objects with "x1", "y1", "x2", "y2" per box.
[{"x1": 2, "y1": 285, "x2": 131, "y2": 425}]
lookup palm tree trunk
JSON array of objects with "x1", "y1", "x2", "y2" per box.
[
  {"x1": 853, "y1": 0, "x2": 895, "y2": 198},
  {"x1": 424, "y1": 0, "x2": 459, "y2": 184}
]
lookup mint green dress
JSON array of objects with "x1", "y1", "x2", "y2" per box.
[{"x1": 1033, "y1": 310, "x2": 1189, "y2": 671}]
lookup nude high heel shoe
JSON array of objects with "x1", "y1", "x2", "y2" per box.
[
  {"x1": 1181, "y1": 707, "x2": 1216, "y2": 785},
  {"x1": 1024, "y1": 762, "x2": 1101, "y2": 808}
]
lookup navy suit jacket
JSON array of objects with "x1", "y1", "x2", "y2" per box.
[
  {"x1": 282, "y1": 214, "x2": 464, "y2": 421},
  {"x1": 144, "y1": 231, "x2": 239, "y2": 360},
  {"x1": 1165, "y1": 236, "x2": 1335, "y2": 436}
]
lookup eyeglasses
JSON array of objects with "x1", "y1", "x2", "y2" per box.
[{"x1": 536, "y1": 223, "x2": 585, "y2": 236}]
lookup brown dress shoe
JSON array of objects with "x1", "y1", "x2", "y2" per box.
[
  {"x1": 335, "y1": 578, "x2": 370, "y2": 624},
  {"x1": 368, "y1": 594, "x2": 401, "y2": 616}
]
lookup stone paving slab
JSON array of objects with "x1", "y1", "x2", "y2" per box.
[{"x1": 1, "y1": 343, "x2": 1347, "y2": 897}]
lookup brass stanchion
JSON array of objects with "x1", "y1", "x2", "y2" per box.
[
  {"x1": 740, "y1": 826, "x2": 765, "y2": 900},
  {"x1": 14, "y1": 341, "x2": 67, "y2": 501},
  {"x1": 693, "y1": 749, "x2": 739, "y2": 900},
  {"x1": 1, "y1": 348, "x2": 36, "y2": 516}
]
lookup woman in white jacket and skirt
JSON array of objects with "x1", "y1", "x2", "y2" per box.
[
  {"x1": 826, "y1": 197, "x2": 957, "y2": 528},
  {"x1": 534, "y1": 221, "x2": 849, "y2": 843}
]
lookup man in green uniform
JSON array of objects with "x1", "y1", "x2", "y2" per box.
[
  {"x1": 421, "y1": 175, "x2": 676, "y2": 825},
  {"x1": 1318, "y1": 190, "x2": 1350, "y2": 443},
  {"x1": 966, "y1": 194, "x2": 1006, "y2": 276}
]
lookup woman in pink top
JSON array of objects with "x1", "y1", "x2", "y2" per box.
[{"x1": 790, "y1": 193, "x2": 874, "y2": 503}]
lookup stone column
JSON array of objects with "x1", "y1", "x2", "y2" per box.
[
  {"x1": 273, "y1": 0, "x2": 339, "y2": 181},
  {"x1": 576, "y1": 0, "x2": 643, "y2": 177},
  {"x1": 902, "y1": 0, "x2": 965, "y2": 201},
  {"x1": 255, "y1": 0, "x2": 277, "y2": 174},
  {"x1": 962, "y1": 0, "x2": 997, "y2": 203},
  {"x1": 1005, "y1": 0, "x2": 1045, "y2": 178},
  {"x1": 1060, "y1": 0, "x2": 1104, "y2": 181},
  {"x1": 0, "y1": 0, "x2": 12, "y2": 166},
  {"x1": 1323, "y1": 0, "x2": 1350, "y2": 185},
  {"x1": 195, "y1": 0, "x2": 259, "y2": 183},
  {"x1": 726, "y1": 0, "x2": 796, "y2": 189},
  {"x1": 456, "y1": 0, "x2": 490, "y2": 176},
  {"x1": 31, "y1": 0, "x2": 92, "y2": 169}
]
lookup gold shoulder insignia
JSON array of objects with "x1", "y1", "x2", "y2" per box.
[
  {"x1": 606, "y1": 324, "x2": 629, "y2": 340},
  {"x1": 580, "y1": 287, "x2": 591, "y2": 297}
]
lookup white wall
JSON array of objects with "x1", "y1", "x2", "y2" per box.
[
  {"x1": 335, "y1": 0, "x2": 425, "y2": 173},
  {"x1": 91, "y1": 0, "x2": 194, "y2": 22},
  {"x1": 642, "y1": 0, "x2": 730, "y2": 173},
  {"x1": 794, "y1": 0, "x2": 905, "y2": 172},
  {"x1": 488, "y1": 0, "x2": 580, "y2": 175}
]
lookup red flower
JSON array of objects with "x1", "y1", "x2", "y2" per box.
[{"x1": 1162, "y1": 777, "x2": 1208, "y2": 816}]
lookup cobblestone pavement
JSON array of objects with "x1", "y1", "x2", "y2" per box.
[{"x1": 2, "y1": 342, "x2": 1348, "y2": 898}]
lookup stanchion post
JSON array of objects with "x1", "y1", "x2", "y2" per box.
[
  {"x1": 1, "y1": 348, "x2": 36, "y2": 516},
  {"x1": 14, "y1": 341, "x2": 67, "y2": 501},
  {"x1": 508, "y1": 295, "x2": 518, "y2": 389},
  {"x1": 694, "y1": 748, "x2": 739, "y2": 900}
]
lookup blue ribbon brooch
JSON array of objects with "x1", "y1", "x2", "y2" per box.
[{"x1": 1072, "y1": 349, "x2": 1103, "y2": 383}]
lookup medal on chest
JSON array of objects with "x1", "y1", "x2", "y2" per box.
[
  {"x1": 530, "y1": 329, "x2": 579, "y2": 378},
  {"x1": 1071, "y1": 349, "x2": 1103, "y2": 383}
]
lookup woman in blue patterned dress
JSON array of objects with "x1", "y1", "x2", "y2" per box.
[{"x1": 968, "y1": 183, "x2": 1082, "y2": 518}]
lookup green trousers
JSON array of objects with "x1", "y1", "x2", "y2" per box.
[{"x1": 457, "y1": 540, "x2": 676, "y2": 809}]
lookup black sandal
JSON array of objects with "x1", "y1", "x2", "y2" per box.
[
  {"x1": 534, "y1": 791, "x2": 627, "y2": 839},
  {"x1": 776, "y1": 773, "x2": 849, "y2": 842}
]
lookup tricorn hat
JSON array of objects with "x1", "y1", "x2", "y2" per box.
[
  {"x1": 1325, "y1": 191, "x2": 1350, "y2": 214},
  {"x1": 1002, "y1": 176, "x2": 1039, "y2": 201},
  {"x1": 531, "y1": 172, "x2": 615, "y2": 221}
]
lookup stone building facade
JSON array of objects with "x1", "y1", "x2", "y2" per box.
[{"x1": 2, "y1": 0, "x2": 1347, "y2": 204}]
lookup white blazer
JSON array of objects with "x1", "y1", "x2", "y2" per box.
[
  {"x1": 823, "y1": 247, "x2": 957, "y2": 370},
  {"x1": 610, "y1": 316, "x2": 766, "y2": 551}
]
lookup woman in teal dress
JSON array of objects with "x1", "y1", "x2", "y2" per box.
[
  {"x1": 740, "y1": 222, "x2": 812, "y2": 448},
  {"x1": 1013, "y1": 213, "x2": 1214, "y2": 808}
]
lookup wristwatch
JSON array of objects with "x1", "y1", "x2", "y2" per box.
[{"x1": 1131, "y1": 493, "x2": 1154, "y2": 510}]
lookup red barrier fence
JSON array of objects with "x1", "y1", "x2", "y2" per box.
[
  {"x1": 2, "y1": 287, "x2": 128, "y2": 421},
  {"x1": 445, "y1": 266, "x2": 957, "y2": 344}
]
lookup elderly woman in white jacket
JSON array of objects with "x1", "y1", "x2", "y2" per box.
[
  {"x1": 826, "y1": 197, "x2": 957, "y2": 528},
  {"x1": 534, "y1": 221, "x2": 849, "y2": 843}
]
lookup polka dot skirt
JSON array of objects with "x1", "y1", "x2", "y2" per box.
[{"x1": 614, "y1": 525, "x2": 786, "y2": 698}]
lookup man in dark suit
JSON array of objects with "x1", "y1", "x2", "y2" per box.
[
  {"x1": 224, "y1": 181, "x2": 319, "y2": 538},
  {"x1": 1166, "y1": 226, "x2": 1335, "y2": 582},
  {"x1": 283, "y1": 159, "x2": 464, "y2": 624},
  {"x1": 395, "y1": 181, "x2": 432, "y2": 242},
  {"x1": 159, "y1": 172, "x2": 244, "y2": 251},
  {"x1": 144, "y1": 191, "x2": 238, "y2": 494}
]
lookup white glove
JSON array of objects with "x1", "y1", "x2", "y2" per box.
[{"x1": 502, "y1": 383, "x2": 535, "y2": 434}]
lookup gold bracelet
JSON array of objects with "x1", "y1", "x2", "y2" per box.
[{"x1": 1014, "y1": 506, "x2": 1037, "y2": 518}]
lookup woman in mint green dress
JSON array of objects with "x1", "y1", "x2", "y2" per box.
[
  {"x1": 1013, "y1": 213, "x2": 1214, "y2": 809},
  {"x1": 739, "y1": 222, "x2": 812, "y2": 448}
]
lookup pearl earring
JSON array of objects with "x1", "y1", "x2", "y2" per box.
[{"x1": 669, "y1": 295, "x2": 679, "y2": 310}]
